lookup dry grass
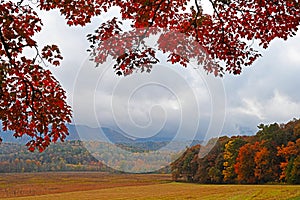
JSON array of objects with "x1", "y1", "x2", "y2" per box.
[
  {"x1": 0, "y1": 172, "x2": 170, "y2": 198},
  {"x1": 0, "y1": 172, "x2": 299, "y2": 200}
]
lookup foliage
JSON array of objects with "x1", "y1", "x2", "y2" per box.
[
  {"x1": 278, "y1": 138, "x2": 300, "y2": 184},
  {"x1": 84, "y1": 140, "x2": 180, "y2": 173},
  {"x1": 171, "y1": 118, "x2": 300, "y2": 184},
  {"x1": 234, "y1": 142, "x2": 258, "y2": 183},
  {"x1": 171, "y1": 144, "x2": 201, "y2": 181},
  {"x1": 0, "y1": 1, "x2": 72, "y2": 151},
  {"x1": 222, "y1": 138, "x2": 246, "y2": 183},
  {"x1": 0, "y1": 140, "x2": 109, "y2": 172},
  {"x1": 84, "y1": 0, "x2": 300, "y2": 76},
  {"x1": 171, "y1": 136, "x2": 230, "y2": 183},
  {"x1": 0, "y1": 139, "x2": 182, "y2": 173},
  {"x1": 1, "y1": 0, "x2": 300, "y2": 151}
]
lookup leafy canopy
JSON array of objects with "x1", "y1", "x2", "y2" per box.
[{"x1": 1, "y1": 0, "x2": 299, "y2": 151}]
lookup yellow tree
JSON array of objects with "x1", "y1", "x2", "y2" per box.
[{"x1": 222, "y1": 138, "x2": 246, "y2": 183}]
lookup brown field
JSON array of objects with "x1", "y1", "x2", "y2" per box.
[
  {"x1": 0, "y1": 172, "x2": 171, "y2": 198},
  {"x1": 0, "y1": 172, "x2": 299, "y2": 200}
]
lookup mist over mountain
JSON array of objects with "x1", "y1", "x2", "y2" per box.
[{"x1": 0, "y1": 123, "x2": 256, "y2": 144}]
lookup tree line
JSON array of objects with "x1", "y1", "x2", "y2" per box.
[
  {"x1": 171, "y1": 119, "x2": 300, "y2": 184},
  {"x1": 0, "y1": 140, "x2": 110, "y2": 173},
  {"x1": 0, "y1": 139, "x2": 176, "y2": 173}
]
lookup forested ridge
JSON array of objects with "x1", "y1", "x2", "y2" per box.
[
  {"x1": 0, "y1": 141, "x2": 108, "y2": 173},
  {"x1": 171, "y1": 119, "x2": 300, "y2": 184},
  {"x1": 0, "y1": 140, "x2": 175, "y2": 173}
]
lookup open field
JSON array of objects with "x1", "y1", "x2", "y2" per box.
[
  {"x1": 0, "y1": 172, "x2": 171, "y2": 198},
  {"x1": 0, "y1": 172, "x2": 299, "y2": 200}
]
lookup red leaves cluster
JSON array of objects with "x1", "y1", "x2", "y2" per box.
[
  {"x1": 0, "y1": 1, "x2": 41, "y2": 58},
  {"x1": 41, "y1": 45, "x2": 63, "y2": 66},
  {"x1": 202, "y1": 0, "x2": 300, "y2": 74},
  {"x1": 1, "y1": 1, "x2": 71, "y2": 151},
  {"x1": 118, "y1": 0, "x2": 188, "y2": 28},
  {"x1": 39, "y1": 0, "x2": 114, "y2": 26},
  {"x1": 114, "y1": 48, "x2": 159, "y2": 76},
  {"x1": 0, "y1": 58, "x2": 71, "y2": 152},
  {"x1": 37, "y1": 0, "x2": 299, "y2": 77},
  {"x1": 83, "y1": 0, "x2": 300, "y2": 76}
]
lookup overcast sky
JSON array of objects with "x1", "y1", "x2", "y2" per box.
[{"x1": 33, "y1": 3, "x2": 300, "y2": 141}]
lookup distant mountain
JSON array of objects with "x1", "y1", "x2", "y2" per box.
[
  {"x1": 0, "y1": 123, "x2": 255, "y2": 145},
  {"x1": 67, "y1": 124, "x2": 182, "y2": 144},
  {"x1": 66, "y1": 124, "x2": 104, "y2": 141},
  {"x1": 0, "y1": 129, "x2": 30, "y2": 144},
  {"x1": 0, "y1": 124, "x2": 128, "y2": 144},
  {"x1": 67, "y1": 124, "x2": 138, "y2": 143}
]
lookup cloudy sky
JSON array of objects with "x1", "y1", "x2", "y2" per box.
[{"x1": 33, "y1": 2, "x2": 300, "y2": 141}]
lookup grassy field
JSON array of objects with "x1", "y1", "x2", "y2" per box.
[{"x1": 0, "y1": 172, "x2": 299, "y2": 200}]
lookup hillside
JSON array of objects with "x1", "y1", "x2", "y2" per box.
[
  {"x1": 0, "y1": 141, "x2": 110, "y2": 173},
  {"x1": 0, "y1": 140, "x2": 184, "y2": 173}
]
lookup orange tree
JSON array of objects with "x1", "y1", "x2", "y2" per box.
[{"x1": 1, "y1": 0, "x2": 300, "y2": 151}]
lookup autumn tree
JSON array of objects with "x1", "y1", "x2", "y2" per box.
[
  {"x1": 208, "y1": 166, "x2": 222, "y2": 183},
  {"x1": 200, "y1": 136, "x2": 229, "y2": 183},
  {"x1": 235, "y1": 140, "x2": 281, "y2": 184},
  {"x1": 253, "y1": 140, "x2": 280, "y2": 183},
  {"x1": 171, "y1": 144, "x2": 200, "y2": 181},
  {"x1": 281, "y1": 118, "x2": 300, "y2": 141},
  {"x1": 234, "y1": 142, "x2": 259, "y2": 184},
  {"x1": 193, "y1": 136, "x2": 229, "y2": 183},
  {"x1": 277, "y1": 138, "x2": 300, "y2": 184},
  {"x1": 222, "y1": 137, "x2": 246, "y2": 183},
  {"x1": 256, "y1": 123, "x2": 294, "y2": 182},
  {"x1": 171, "y1": 137, "x2": 229, "y2": 183},
  {"x1": 0, "y1": 0, "x2": 72, "y2": 151},
  {"x1": 1, "y1": 0, "x2": 300, "y2": 151},
  {"x1": 257, "y1": 123, "x2": 295, "y2": 147}
]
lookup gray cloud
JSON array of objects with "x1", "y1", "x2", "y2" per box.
[{"x1": 222, "y1": 33, "x2": 300, "y2": 135}]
